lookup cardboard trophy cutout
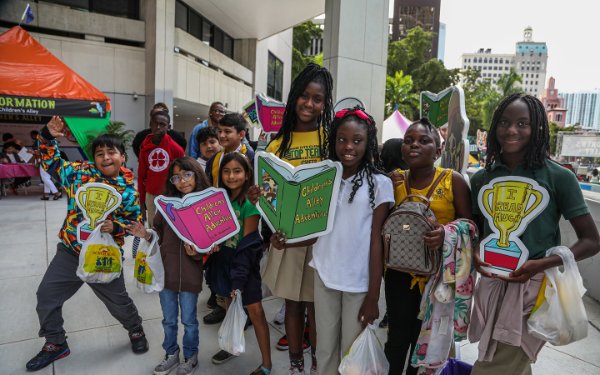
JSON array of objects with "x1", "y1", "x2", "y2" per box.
[
  {"x1": 243, "y1": 93, "x2": 286, "y2": 134},
  {"x1": 478, "y1": 176, "x2": 549, "y2": 276},
  {"x1": 154, "y1": 188, "x2": 240, "y2": 253},
  {"x1": 75, "y1": 182, "x2": 122, "y2": 243},
  {"x1": 254, "y1": 151, "x2": 342, "y2": 243},
  {"x1": 420, "y1": 87, "x2": 453, "y2": 128},
  {"x1": 441, "y1": 87, "x2": 470, "y2": 175}
]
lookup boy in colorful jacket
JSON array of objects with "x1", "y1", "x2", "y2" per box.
[{"x1": 26, "y1": 116, "x2": 148, "y2": 371}]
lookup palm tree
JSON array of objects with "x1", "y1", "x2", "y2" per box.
[{"x1": 385, "y1": 71, "x2": 420, "y2": 119}]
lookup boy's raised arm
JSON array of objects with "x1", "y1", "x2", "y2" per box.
[{"x1": 38, "y1": 116, "x2": 75, "y2": 187}]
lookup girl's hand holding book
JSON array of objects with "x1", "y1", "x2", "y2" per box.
[
  {"x1": 473, "y1": 248, "x2": 494, "y2": 278},
  {"x1": 270, "y1": 230, "x2": 287, "y2": 250},
  {"x1": 247, "y1": 184, "x2": 261, "y2": 205},
  {"x1": 184, "y1": 243, "x2": 197, "y2": 256}
]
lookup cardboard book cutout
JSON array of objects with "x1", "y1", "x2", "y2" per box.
[
  {"x1": 154, "y1": 188, "x2": 241, "y2": 253},
  {"x1": 440, "y1": 87, "x2": 470, "y2": 175},
  {"x1": 254, "y1": 151, "x2": 342, "y2": 243},
  {"x1": 244, "y1": 93, "x2": 286, "y2": 134},
  {"x1": 420, "y1": 87, "x2": 453, "y2": 128},
  {"x1": 75, "y1": 182, "x2": 122, "y2": 243},
  {"x1": 478, "y1": 176, "x2": 549, "y2": 276}
]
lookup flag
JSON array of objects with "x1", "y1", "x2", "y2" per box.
[{"x1": 20, "y1": 4, "x2": 35, "y2": 25}]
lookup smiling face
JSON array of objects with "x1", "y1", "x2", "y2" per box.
[
  {"x1": 335, "y1": 119, "x2": 368, "y2": 178},
  {"x1": 221, "y1": 159, "x2": 248, "y2": 198},
  {"x1": 401, "y1": 123, "x2": 441, "y2": 169},
  {"x1": 94, "y1": 145, "x2": 125, "y2": 178},
  {"x1": 496, "y1": 99, "x2": 532, "y2": 160},
  {"x1": 295, "y1": 81, "x2": 325, "y2": 131},
  {"x1": 199, "y1": 137, "x2": 222, "y2": 160},
  {"x1": 218, "y1": 125, "x2": 245, "y2": 152},
  {"x1": 209, "y1": 103, "x2": 226, "y2": 125},
  {"x1": 171, "y1": 165, "x2": 196, "y2": 195}
]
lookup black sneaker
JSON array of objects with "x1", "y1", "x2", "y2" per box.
[
  {"x1": 211, "y1": 349, "x2": 234, "y2": 365},
  {"x1": 207, "y1": 292, "x2": 217, "y2": 309},
  {"x1": 26, "y1": 341, "x2": 70, "y2": 371},
  {"x1": 203, "y1": 306, "x2": 226, "y2": 325},
  {"x1": 129, "y1": 329, "x2": 149, "y2": 354}
]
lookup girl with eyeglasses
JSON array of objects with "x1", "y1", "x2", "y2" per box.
[{"x1": 127, "y1": 156, "x2": 210, "y2": 375}]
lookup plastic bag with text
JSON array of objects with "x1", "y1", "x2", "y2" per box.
[
  {"x1": 76, "y1": 225, "x2": 122, "y2": 283},
  {"x1": 217, "y1": 290, "x2": 247, "y2": 355},
  {"x1": 338, "y1": 324, "x2": 389, "y2": 375},
  {"x1": 134, "y1": 230, "x2": 165, "y2": 293},
  {"x1": 527, "y1": 246, "x2": 588, "y2": 346}
]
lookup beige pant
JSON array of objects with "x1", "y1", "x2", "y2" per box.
[
  {"x1": 145, "y1": 193, "x2": 157, "y2": 226},
  {"x1": 314, "y1": 272, "x2": 366, "y2": 375},
  {"x1": 472, "y1": 342, "x2": 532, "y2": 375}
]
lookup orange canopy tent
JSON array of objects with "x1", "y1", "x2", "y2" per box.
[{"x1": 0, "y1": 26, "x2": 111, "y2": 157}]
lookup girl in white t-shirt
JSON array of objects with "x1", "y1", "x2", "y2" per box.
[{"x1": 272, "y1": 107, "x2": 394, "y2": 374}]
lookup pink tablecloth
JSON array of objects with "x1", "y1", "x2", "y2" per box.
[{"x1": 0, "y1": 164, "x2": 40, "y2": 179}]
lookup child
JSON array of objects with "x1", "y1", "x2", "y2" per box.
[
  {"x1": 132, "y1": 103, "x2": 187, "y2": 159},
  {"x1": 468, "y1": 94, "x2": 600, "y2": 374},
  {"x1": 275, "y1": 107, "x2": 394, "y2": 374},
  {"x1": 205, "y1": 113, "x2": 255, "y2": 186},
  {"x1": 208, "y1": 152, "x2": 272, "y2": 374},
  {"x1": 260, "y1": 63, "x2": 334, "y2": 375},
  {"x1": 590, "y1": 168, "x2": 599, "y2": 183},
  {"x1": 25, "y1": 116, "x2": 148, "y2": 371},
  {"x1": 127, "y1": 157, "x2": 210, "y2": 375},
  {"x1": 384, "y1": 118, "x2": 472, "y2": 375},
  {"x1": 195, "y1": 126, "x2": 222, "y2": 170},
  {"x1": 138, "y1": 110, "x2": 185, "y2": 225},
  {"x1": 31, "y1": 130, "x2": 62, "y2": 201},
  {"x1": 380, "y1": 137, "x2": 408, "y2": 173}
]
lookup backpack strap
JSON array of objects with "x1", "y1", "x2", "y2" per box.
[{"x1": 424, "y1": 169, "x2": 451, "y2": 199}]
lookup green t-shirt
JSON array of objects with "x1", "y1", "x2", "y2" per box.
[
  {"x1": 224, "y1": 198, "x2": 260, "y2": 249},
  {"x1": 471, "y1": 159, "x2": 589, "y2": 259}
]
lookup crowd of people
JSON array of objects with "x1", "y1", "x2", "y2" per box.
[{"x1": 18, "y1": 63, "x2": 600, "y2": 375}]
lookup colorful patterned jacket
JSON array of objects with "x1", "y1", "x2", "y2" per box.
[{"x1": 39, "y1": 137, "x2": 141, "y2": 255}]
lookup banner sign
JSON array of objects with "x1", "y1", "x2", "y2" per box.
[{"x1": 0, "y1": 95, "x2": 108, "y2": 118}]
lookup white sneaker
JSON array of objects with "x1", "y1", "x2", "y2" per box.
[
  {"x1": 310, "y1": 365, "x2": 318, "y2": 375},
  {"x1": 153, "y1": 349, "x2": 180, "y2": 375},
  {"x1": 289, "y1": 367, "x2": 305, "y2": 375},
  {"x1": 274, "y1": 303, "x2": 286, "y2": 325},
  {"x1": 176, "y1": 353, "x2": 198, "y2": 375}
]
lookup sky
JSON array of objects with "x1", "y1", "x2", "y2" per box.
[{"x1": 436, "y1": 0, "x2": 599, "y2": 92}]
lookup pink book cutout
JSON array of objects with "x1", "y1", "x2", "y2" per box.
[
  {"x1": 255, "y1": 93, "x2": 285, "y2": 133},
  {"x1": 154, "y1": 188, "x2": 241, "y2": 253}
]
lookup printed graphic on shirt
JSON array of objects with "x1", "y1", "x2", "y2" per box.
[
  {"x1": 148, "y1": 148, "x2": 170, "y2": 172},
  {"x1": 281, "y1": 145, "x2": 321, "y2": 165},
  {"x1": 75, "y1": 182, "x2": 123, "y2": 243},
  {"x1": 477, "y1": 176, "x2": 549, "y2": 276}
]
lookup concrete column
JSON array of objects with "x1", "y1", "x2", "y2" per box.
[
  {"x1": 323, "y1": 0, "x2": 389, "y2": 135},
  {"x1": 143, "y1": 0, "x2": 175, "y2": 119}
]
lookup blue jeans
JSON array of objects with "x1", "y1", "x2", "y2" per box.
[{"x1": 159, "y1": 288, "x2": 199, "y2": 359}]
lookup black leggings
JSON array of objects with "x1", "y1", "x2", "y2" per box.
[{"x1": 384, "y1": 269, "x2": 423, "y2": 375}]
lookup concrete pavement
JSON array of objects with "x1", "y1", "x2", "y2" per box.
[{"x1": 1, "y1": 190, "x2": 599, "y2": 374}]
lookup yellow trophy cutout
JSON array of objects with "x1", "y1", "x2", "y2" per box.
[
  {"x1": 478, "y1": 176, "x2": 549, "y2": 276},
  {"x1": 75, "y1": 183, "x2": 123, "y2": 242}
]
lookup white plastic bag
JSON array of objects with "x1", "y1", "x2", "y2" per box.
[
  {"x1": 77, "y1": 225, "x2": 122, "y2": 283},
  {"x1": 527, "y1": 246, "x2": 588, "y2": 346},
  {"x1": 338, "y1": 324, "x2": 390, "y2": 375},
  {"x1": 134, "y1": 230, "x2": 165, "y2": 293},
  {"x1": 217, "y1": 290, "x2": 247, "y2": 355}
]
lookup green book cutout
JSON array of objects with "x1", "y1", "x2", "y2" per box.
[
  {"x1": 254, "y1": 151, "x2": 342, "y2": 243},
  {"x1": 420, "y1": 87, "x2": 453, "y2": 128}
]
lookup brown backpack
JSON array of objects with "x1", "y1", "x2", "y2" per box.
[{"x1": 382, "y1": 169, "x2": 450, "y2": 275}]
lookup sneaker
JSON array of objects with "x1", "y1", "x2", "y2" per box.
[
  {"x1": 129, "y1": 329, "x2": 149, "y2": 354},
  {"x1": 176, "y1": 353, "x2": 198, "y2": 375},
  {"x1": 211, "y1": 350, "x2": 234, "y2": 365},
  {"x1": 310, "y1": 365, "x2": 318, "y2": 375},
  {"x1": 203, "y1": 306, "x2": 226, "y2": 325},
  {"x1": 154, "y1": 349, "x2": 180, "y2": 375},
  {"x1": 250, "y1": 365, "x2": 272, "y2": 375},
  {"x1": 276, "y1": 334, "x2": 288, "y2": 351},
  {"x1": 25, "y1": 341, "x2": 70, "y2": 371},
  {"x1": 289, "y1": 366, "x2": 305, "y2": 375},
  {"x1": 273, "y1": 303, "x2": 285, "y2": 325},
  {"x1": 207, "y1": 292, "x2": 217, "y2": 309},
  {"x1": 378, "y1": 312, "x2": 389, "y2": 328}
]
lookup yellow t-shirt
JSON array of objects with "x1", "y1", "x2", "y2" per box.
[
  {"x1": 266, "y1": 130, "x2": 324, "y2": 166},
  {"x1": 393, "y1": 167, "x2": 455, "y2": 225}
]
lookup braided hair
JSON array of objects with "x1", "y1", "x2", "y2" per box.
[
  {"x1": 485, "y1": 93, "x2": 549, "y2": 170},
  {"x1": 328, "y1": 108, "x2": 384, "y2": 208},
  {"x1": 273, "y1": 63, "x2": 334, "y2": 160}
]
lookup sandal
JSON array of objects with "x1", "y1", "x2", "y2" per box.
[
  {"x1": 250, "y1": 365, "x2": 271, "y2": 375},
  {"x1": 53, "y1": 192, "x2": 63, "y2": 200},
  {"x1": 40, "y1": 196, "x2": 49, "y2": 201}
]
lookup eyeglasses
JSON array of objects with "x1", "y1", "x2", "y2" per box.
[
  {"x1": 212, "y1": 109, "x2": 226, "y2": 114},
  {"x1": 498, "y1": 119, "x2": 531, "y2": 129},
  {"x1": 169, "y1": 171, "x2": 194, "y2": 184},
  {"x1": 334, "y1": 107, "x2": 373, "y2": 125}
]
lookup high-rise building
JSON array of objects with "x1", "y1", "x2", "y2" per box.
[
  {"x1": 438, "y1": 22, "x2": 446, "y2": 62},
  {"x1": 561, "y1": 91, "x2": 600, "y2": 130},
  {"x1": 392, "y1": 0, "x2": 441, "y2": 58},
  {"x1": 460, "y1": 27, "x2": 547, "y2": 97},
  {"x1": 541, "y1": 77, "x2": 566, "y2": 127}
]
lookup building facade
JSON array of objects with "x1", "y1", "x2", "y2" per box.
[
  {"x1": 561, "y1": 91, "x2": 600, "y2": 130},
  {"x1": 541, "y1": 77, "x2": 566, "y2": 127},
  {"x1": 392, "y1": 0, "x2": 441, "y2": 58},
  {"x1": 460, "y1": 27, "x2": 547, "y2": 97}
]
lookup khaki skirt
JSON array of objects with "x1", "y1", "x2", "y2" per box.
[{"x1": 261, "y1": 244, "x2": 314, "y2": 302}]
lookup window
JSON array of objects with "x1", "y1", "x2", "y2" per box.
[
  {"x1": 175, "y1": 1, "x2": 188, "y2": 30},
  {"x1": 43, "y1": 0, "x2": 139, "y2": 19},
  {"x1": 267, "y1": 52, "x2": 284, "y2": 101},
  {"x1": 188, "y1": 11, "x2": 202, "y2": 40}
]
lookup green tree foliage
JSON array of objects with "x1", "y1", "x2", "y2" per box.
[
  {"x1": 549, "y1": 122, "x2": 576, "y2": 157},
  {"x1": 292, "y1": 21, "x2": 323, "y2": 78},
  {"x1": 462, "y1": 68, "x2": 497, "y2": 134},
  {"x1": 385, "y1": 71, "x2": 419, "y2": 119},
  {"x1": 86, "y1": 121, "x2": 134, "y2": 160}
]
